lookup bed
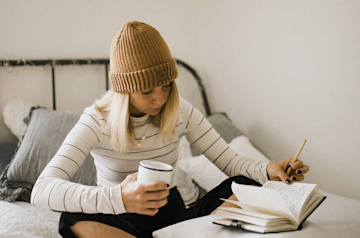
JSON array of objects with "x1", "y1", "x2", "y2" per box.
[{"x1": 1, "y1": 59, "x2": 359, "y2": 238}]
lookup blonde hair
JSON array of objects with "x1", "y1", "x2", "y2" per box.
[{"x1": 94, "y1": 82, "x2": 179, "y2": 152}]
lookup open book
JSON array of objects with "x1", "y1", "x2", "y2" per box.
[{"x1": 213, "y1": 181, "x2": 326, "y2": 233}]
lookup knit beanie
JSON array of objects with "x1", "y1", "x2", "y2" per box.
[{"x1": 109, "y1": 21, "x2": 178, "y2": 93}]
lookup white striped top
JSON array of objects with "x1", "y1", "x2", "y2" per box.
[{"x1": 31, "y1": 97, "x2": 269, "y2": 215}]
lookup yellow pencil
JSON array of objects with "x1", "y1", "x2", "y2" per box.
[{"x1": 286, "y1": 139, "x2": 307, "y2": 176}]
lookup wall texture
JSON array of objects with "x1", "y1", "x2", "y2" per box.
[
  {"x1": 195, "y1": 0, "x2": 360, "y2": 200},
  {"x1": 1, "y1": 0, "x2": 359, "y2": 200}
]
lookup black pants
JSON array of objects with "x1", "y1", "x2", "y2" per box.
[{"x1": 59, "y1": 176, "x2": 260, "y2": 238}]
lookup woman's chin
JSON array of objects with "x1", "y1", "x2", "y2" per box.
[{"x1": 148, "y1": 108, "x2": 162, "y2": 116}]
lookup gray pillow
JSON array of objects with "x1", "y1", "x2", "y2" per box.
[
  {"x1": 0, "y1": 142, "x2": 17, "y2": 174},
  {"x1": 190, "y1": 113, "x2": 243, "y2": 156},
  {"x1": 0, "y1": 107, "x2": 97, "y2": 202}
]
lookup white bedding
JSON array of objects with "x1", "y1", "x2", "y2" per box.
[
  {"x1": 1, "y1": 189, "x2": 359, "y2": 238},
  {"x1": 1, "y1": 136, "x2": 359, "y2": 238},
  {"x1": 0, "y1": 200, "x2": 61, "y2": 238},
  {"x1": 153, "y1": 190, "x2": 360, "y2": 238}
]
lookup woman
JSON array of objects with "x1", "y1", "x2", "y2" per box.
[{"x1": 31, "y1": 21, "x2": 309, "y2": 238}]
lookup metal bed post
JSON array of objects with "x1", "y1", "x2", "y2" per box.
[
  {"x1": 105, "y1": 64, "x2": 109, "y2": 91},
  {"x1": 51, "y1": 65, "x2": 56, "y2": 110},
  {"x1": 0, "y1": 58, "x2": 213, "y2": 117},
  {"x1": 175, "y1": 59, "x2": 211, "y2": 117}
]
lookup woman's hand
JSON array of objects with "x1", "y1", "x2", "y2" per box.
[
  {"x1": 120, "y1": 172, "x2": 169, "y2": 216},
  {"x1": 266, "y1": 157, "x2": 310, "y2": 184}
]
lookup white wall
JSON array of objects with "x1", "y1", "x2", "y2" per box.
[
  {"x1": 196, "y1": 0, "x2": 360, "y2": 200},
  {"x1": 1, "y1": 0, "x2": 359, "y2": 200},
  {"x1": 0, "y1": 0, "x2": 200, "y2": 141}
]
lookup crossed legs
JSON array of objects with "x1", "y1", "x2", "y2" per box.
[
  {"x1": 70, "y1": 194, "x2": 239, "y2": 238},
  {"x1": 70, "y1": 221, "x2": 136, "y2": 238}
]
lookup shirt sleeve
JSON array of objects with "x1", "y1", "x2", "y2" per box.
[
  {"x1": 180, "y1": 98, "x2": 269, "y2": 184},
  {"x1": 30, "y1": 107, "x2": 127, "y2": 214}
]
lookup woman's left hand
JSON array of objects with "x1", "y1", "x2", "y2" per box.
[{"x1": 266, "y1": 157, "x2": 310, "y2": 184}]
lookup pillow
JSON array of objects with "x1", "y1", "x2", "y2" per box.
[
  {"x1": 190, "y1": 113, "x2": 243, "y2": 156},
  {"x1": 176, "y1": 137, "x2": 199, "y2": 207},
  {"x1": 177, "y1": 154, "x2": 228, "y2": 193},
  {"x1": 0, "y1": 107, "x2": 97, "y2": 202},
  {"x1": 0, "y1": 142, "x2": 17, "y2": 174},
  {"x1": 3, "y1": 98, "x2": 36, "y2": 140},
  {"x1": 228, "y1": 135, "x2": 270, "y2": 162},
  {"x1": 180, "y1": 135, "x2": 270, "y2": 193}
]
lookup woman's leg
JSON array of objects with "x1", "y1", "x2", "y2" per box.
[
  {"x1": 70, "y1": 221, "x2": 136, "y2": 238},
  {"x1": 209, "y1": 183, "x2": 260, "y2": 215},
  {"x1": 59, "y1": 188, "x2": 186, "y2": 238},
  {"x1": 59, "y1": 212, "x2": 141, "y2": 238},
  {"x1": 182, "y1": 176, "x2": 260, "y2": 219},
  {"x1": 210, "y1": 194, "x2": 239, "y2": 215}
]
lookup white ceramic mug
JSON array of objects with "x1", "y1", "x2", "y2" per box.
[{"x1": 137, "y1": 160, "x2": 173, "y2": 184}]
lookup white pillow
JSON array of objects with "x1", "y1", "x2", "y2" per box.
[
  {"x1": 176, "y1": 136, "x2": 199, "y2": 207},
  {"x1": 3, "y1": 98, "x2": 36, "y2": 140},
  {"x1": 178, "y1": 154, "x2": 227, "y2": 193},
  {"x1": 229, "y1": 135, "x2": 270, "y2": 162},
  {"x1": 178, "y1": 135, "x2": 270, "y2": 193}
]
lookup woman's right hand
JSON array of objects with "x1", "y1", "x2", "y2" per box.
[{"x1": 120, "y1": 172, "x2": 169, "y2": 216}]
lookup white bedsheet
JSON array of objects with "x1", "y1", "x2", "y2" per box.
[
  {"x1": 0, "y1": 190, "x2": 359, "y2": 238},
  {"x1": 0, "y1": 200, "x2": 61, "y2": 238},
  {"x1": 153, "y1": 190, "x2": 360, "y2": 238}
]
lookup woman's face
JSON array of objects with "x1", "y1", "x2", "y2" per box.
[{"x1": 129, "y1": 82, "x2": 172, "y2": 117}]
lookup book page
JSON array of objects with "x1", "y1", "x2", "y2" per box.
[
  {"x1": 217, "y1": 204, "x2": 284, "y2": 220},
  {"x1": 231, "y1": 182, "x2": 296, "y2": 223},
  {"x1": 262, "y1": 181, "x2": 316, "y2": 221}
]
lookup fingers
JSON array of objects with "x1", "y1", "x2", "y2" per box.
[
  {"x1": 121, "y1": 174, "x2": 169, "y2": 216},
  {"x1": 129, "y1": 173, "x2": 168, "y2": 192},
  {"x1": 295, "y1": 164, "x2": 310, "y2": 175},
  {"x1": 145, "y1": 189, "x2": 169, "y2": 201},
  {"x1": 268, "y1": 161, "x2": 293, "y2": 184},
  {"x1": 133, "y1": 190, "x2": 168, "y2": 216},
  {"x1": 138, "y1": 182, "x2": 168, "y2": 193},
  {"x1": 135, "y1": 182, "x2": 169, "y2": 200},
  {"x1": 288, "y1": 160, "x2": 304, "y2": 170},
  {"x1": 146, "y1": 197, "x2": 168, "y2": 209},
  {"x1": 133, "y1": 195, "x2": 168, "y2": 216},
  {"x1": 124, "y1": 172, "x2": 138, "y2": 182},
  {"x1": 286, "y1": 160, "x2": 309, "y2": 182},
  {"x1": 142, "y1": 208, "x2": 159, "y2": 216},
  {"x1": 289, "y1": 174, "x2": 305, "y2": 182},
  {"x1": 288, "y1": 161, "x2": 309, "y2": 175},
  {"x1": 276, "y1": 168, "x2": 293, "y2": 185},
  {"x1": 268, "y1": 158, "x2": 310, "y2": 185}
]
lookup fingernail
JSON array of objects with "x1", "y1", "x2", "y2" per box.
[
  {"x1": 167, "y1": 197, "x2": 169, "y2": 201},
  {"x1": 287, "y1": 164, "x2": 291, "y2": 167},
  {"x1": 167, "y1": 184, "x2": 169, "y2": 187},
  {"x1": 286, "y1": 179, "x2": 291, "y2": 184},
  {"x1": 297, "y1": 170, "x2": 302, "y2": 174},
  {"x1": 292, "y1": 177, "x2": 297, "y2": 181}
]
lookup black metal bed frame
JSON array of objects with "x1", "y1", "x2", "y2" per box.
[{"x1": 0, "y1": 58, "x2": 211, "y2": 116}]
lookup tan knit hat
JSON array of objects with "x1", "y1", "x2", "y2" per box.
[{"x1": 109, "y1": 21, "x2": 178, "y2": 93}]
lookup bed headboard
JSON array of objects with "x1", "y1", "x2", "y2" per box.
[{"x1": 0, "y1": 58, "x2": 212, "y2": 142}]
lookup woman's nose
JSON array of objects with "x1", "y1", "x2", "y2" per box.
[{"x1": 153, "y1": 90, "x2": 166, "y2": 105}]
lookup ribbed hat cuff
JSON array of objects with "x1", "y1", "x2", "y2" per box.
[{"x1": 110, "y1": 58, "x2": 178, "y2": 93}]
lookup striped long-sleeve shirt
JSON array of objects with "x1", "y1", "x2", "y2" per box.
[{"x1": 31, "y1": 97, "x2": 269, "y2": 215}]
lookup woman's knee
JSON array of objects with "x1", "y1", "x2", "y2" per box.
[
  {"x1": 70, "y1": 221, "x2": 136, "y2": 238},
  {"x1": 70, "y1": 221, "x2": 95, "y2": 238}
]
